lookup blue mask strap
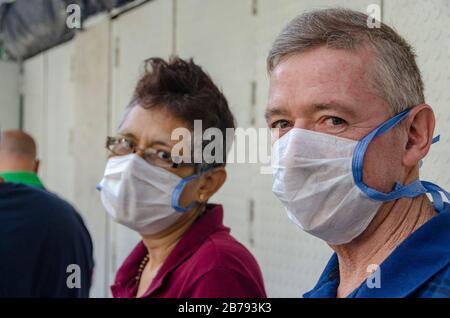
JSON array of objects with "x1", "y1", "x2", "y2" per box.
[
  {"x1": 352, "y1": 108, "x2": 448, "y2": 209},
  {"x1": 421, "y1": 181, "x2": 450, "y2": 212},
  {"x1": 171, "y1": 166, "x2": 215, "y2": 213}
]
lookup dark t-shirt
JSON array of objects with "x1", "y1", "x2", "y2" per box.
[{"x1": 0, "y1": 182, "x2": 94, "y2": 297}]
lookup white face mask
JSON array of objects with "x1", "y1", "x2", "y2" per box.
[
  {"x1": 98, "y1": 154, "x2": 198, "y2": 235},
  {"x1": 271, "y1": 108, "x2": 448, "y2": 245},
  {"x1": 271, "y1": 128, "x2": 382, "y2": 245}
]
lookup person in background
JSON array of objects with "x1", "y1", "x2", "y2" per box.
[
  {"x1": 99, "y1": 57, "x2": 266, "y2": 298},
  {"x1": 266, "y1": 8, "x2": 450, "y2": 298},
  {"x1": 0, "y1": 129, "x2": 94, "y2": 297},
  {"x1": 0, "y1": 130, "x2": 43, "y2": 189}
]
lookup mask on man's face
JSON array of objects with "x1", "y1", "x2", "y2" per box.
[{"x1": 271, "y1": 108, "x2": 449, "y2": 245}]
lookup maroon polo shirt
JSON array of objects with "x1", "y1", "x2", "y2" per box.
[{"x1": 111, "y1": 204, "x2": 266, "y2": 298}]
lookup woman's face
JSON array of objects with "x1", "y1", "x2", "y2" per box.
[{"x1": 117, "y1": 105, "x2": 199, "y2": 209}]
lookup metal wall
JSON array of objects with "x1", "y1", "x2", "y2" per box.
[
  {"x1": 21, "y1": 0, "x2": 450, "y2": 297},
  {"x1": 0, "y1": 61, "x2": 20, "y2": 131}
]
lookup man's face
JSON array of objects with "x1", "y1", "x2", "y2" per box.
[{"x1": 266, "y1": 46, "x2": 408, "y2": 193}]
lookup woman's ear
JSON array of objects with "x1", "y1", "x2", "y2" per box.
[
  {"x1": 197, "y1": 167, "x2": 227, "y2": 202},
  {"x1": 402, "y1": 104, "x2": 436, "y2": 168}
]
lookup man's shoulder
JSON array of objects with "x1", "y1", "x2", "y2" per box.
[
  {"x1": 444, "y1": 202, "x2": 450, "y2": 213},
  {"x1": 0, "y1": 182, "x2": 86, "y2": 231},
  {"x1": 1, "y1": 182, "x2": 74, "y2": 211},
  {"x1": 414, "y1": 262, "x2": 450, "y2": 298}
]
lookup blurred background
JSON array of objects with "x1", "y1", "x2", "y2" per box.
[{"x1": 0, "y1": 0, "x2": 449, "y2": 297}]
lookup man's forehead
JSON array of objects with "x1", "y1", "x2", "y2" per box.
[
  {"x1": 267, "y1": 47, "x2": 377, "y2": 114},
  {"x1": 275, "y1": 45, "x2": 370, "y2": 71},
  {"x1": 270, "y1": 47, "x2": 370, "y2": 89}
]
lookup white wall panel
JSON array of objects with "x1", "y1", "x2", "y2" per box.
[
  {"x1": 0, "y1": 61, "x2": 20, "y2": 130},
  {"x1": 23, "y1": 54, "x2": 48, "y2": 181},
  {"x1": 45, "y1": 41, "x2": 76, "y2": 201},
  {"x1": 72, "y1": 19, "x2": 111, "y2": 297},
  {"x1": 110, "y1": 0, "x2": 174, "y2": 130}
]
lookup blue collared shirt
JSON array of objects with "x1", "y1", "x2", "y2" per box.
[{"x1": 304, "y1": 203, "x2": 450, "y2": 298}]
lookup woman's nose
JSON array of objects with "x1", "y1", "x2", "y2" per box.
[{"x1": 134, "y1": 148, "x2": 146, "y2": 158}]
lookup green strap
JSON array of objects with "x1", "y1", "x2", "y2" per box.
[{"x1": 0, "y1": 171, "x2": 45, "y2": 189}]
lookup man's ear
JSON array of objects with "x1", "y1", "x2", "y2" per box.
[
  {"x1": 402, "y1": 104, "x2": 436, "y2": 168},
  {"x1": 0, "y1": 177, "x2": 3, "y2": 183},
  {"x1": 196, "y1": 167, "x2": 227, "y2": 202},
  {"x1": 34, "y1": 159, "x2": 40, "y2": 174}
]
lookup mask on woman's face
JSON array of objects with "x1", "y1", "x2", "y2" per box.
[{"x1": 97, "y1": 154, "x2": 200, "y2": 235}]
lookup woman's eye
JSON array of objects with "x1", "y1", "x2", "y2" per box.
[
  {"x1": 112, "y1": 139, "x2": 134, "y2": 154},
  {"x1": 272, "y1": 120, "x2": 291, "y2": 129},
  {"x1": 157, "y1": 151, "x2": 171, "y2": 161},
  {"x1": 123, "y1": 140, "x2": 134, "y2": 150}
]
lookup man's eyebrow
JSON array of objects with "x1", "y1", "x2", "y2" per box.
[
  {"x1": 310, "y1": 102, "x2": 357, "y2": 117},
  {"x1": 264, "y1": 106, "x2": 291, "y2": 122}
]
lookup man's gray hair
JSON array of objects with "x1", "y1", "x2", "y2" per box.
[{"x1": 267, "y1": 8, "x2": 425, "y2": 114}]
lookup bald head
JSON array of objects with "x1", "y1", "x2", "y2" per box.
[{"x1": 0, "y1": 130, "x2": 39, "y2": 173}]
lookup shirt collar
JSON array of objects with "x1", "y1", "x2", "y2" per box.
[
  {"x1": 111, "y1": 204, "x2": 228, "y2": 297},
  {"x1": 304, "y1": 203, "x2": 450, "y2": 298},
  {"x1": 0, "y1": 171, "x2": 45, "y2": 189}
]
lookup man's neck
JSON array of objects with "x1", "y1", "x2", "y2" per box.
[{"x1": 332, "y1": 194, "x2": 437, "y2": 298}]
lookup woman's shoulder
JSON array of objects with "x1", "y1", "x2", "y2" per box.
[
  {"x1": 177, "y1": 230, "x2": 266, "y2": 297},
  {"x1": 190, "y1": 228, "x2": 261, "y2": 277}
]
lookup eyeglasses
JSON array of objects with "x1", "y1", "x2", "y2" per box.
[{"x1": 106, "y1": 136, "x2": 195, "y2": 169}]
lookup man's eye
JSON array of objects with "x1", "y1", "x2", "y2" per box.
[
  {"x1": 271, "y1": 120, "x2": 291, "y2": 129},
  {"x1": 326, "y1": 116, "x2": 346, "y2": 126}
]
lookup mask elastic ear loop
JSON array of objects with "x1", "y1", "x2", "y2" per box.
[
  {"x1": 172, "y1": 174, "x2": 200, "y2": 213},
  {"x1": 421, "y1": 181, "x2": 450, "y2": 212},
  {"x1": 351, "y1": 109, "x2": 429, "y2": 201},
  {"x1": 171, "y1": 166, "x2": 216, "y2": 213}
]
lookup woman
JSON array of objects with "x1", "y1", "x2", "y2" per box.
[{"x1": 98, "y1": 57, "x2": 266, "y2": 298}]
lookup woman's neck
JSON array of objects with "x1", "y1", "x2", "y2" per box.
[{"x1": 141, "y1": 204, "x2": 205, "y2": 272}]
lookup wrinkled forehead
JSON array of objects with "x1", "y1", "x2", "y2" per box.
[{"x1": 267, "y1": 46, "x2": 387, "y2": 118}]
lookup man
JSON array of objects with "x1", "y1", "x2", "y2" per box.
[
  {"x1": 0, "y1": 129, "x2": 94, "y2": 297},
  {"x1": 266, "y1": 8, "x2": 450, "y2": 297},
  {"x1": 0, "y1": 130, "x2": 43, "y2": 189}
]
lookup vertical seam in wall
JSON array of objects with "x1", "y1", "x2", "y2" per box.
[
  {"x1": 172, "y1": 0, "x2": 177, "y2": 55},
  {"x1": 19, "y1": 61, "x2": 24, "y2": 130},
  {"x1": 249, "y1": 198, "x2": 255, "y2": 247},
  {"x1": 250, "y1": 0, "x2": 258, "y2": 249},
  {"x1": 380, "y1": 0, "x2": 385, "y2": 23}
]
